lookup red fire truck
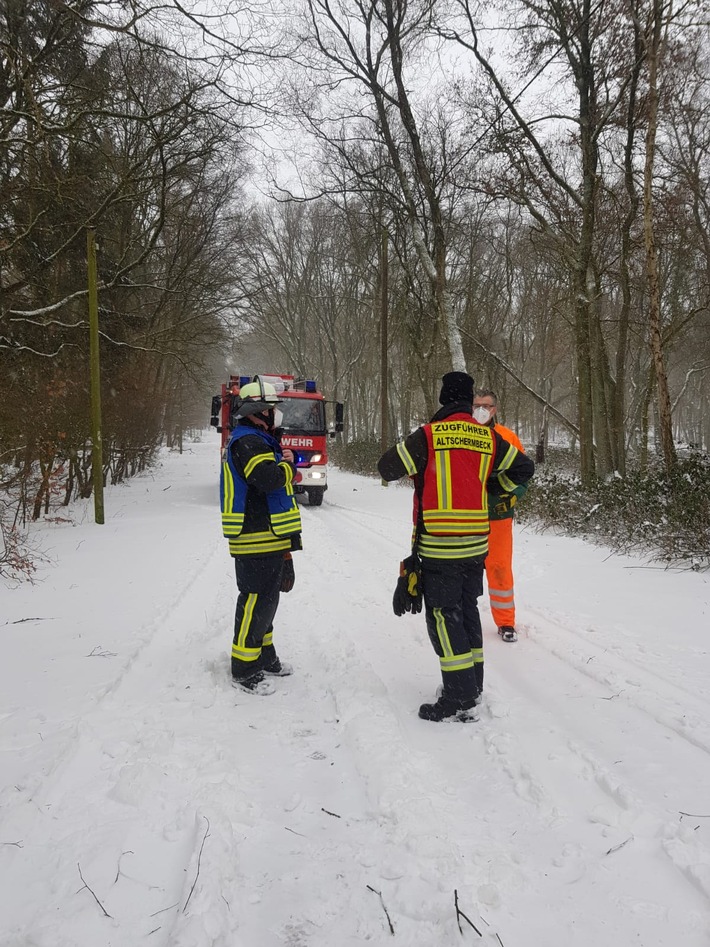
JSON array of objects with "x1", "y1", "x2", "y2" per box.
[{"x1": 210, "y1": 373, "x2": 344, "y2": 506}]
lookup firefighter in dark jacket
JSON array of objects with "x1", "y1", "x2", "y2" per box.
[
  {"x1": 378, "y1": 371, "x2": 535, "y2": 721},
  {"x1": 220, "y1": 377, "x2": 302, "y2": 694}
]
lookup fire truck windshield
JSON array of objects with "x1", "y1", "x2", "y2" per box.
[{"x1": 280, "y1": 398, "x2": 325, "y2": 434}]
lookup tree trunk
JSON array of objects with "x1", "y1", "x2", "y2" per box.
[{"x1": 643, "y1": 0, "x2": 676, "y2": 472}]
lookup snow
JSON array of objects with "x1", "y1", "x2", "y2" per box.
[{"x1": 2, "y1": 435, "x2": 710, "y2": 947}]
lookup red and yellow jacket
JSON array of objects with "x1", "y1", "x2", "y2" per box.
[{"x1": 378, "y1": 402, "x2": 535, "y2": 560}]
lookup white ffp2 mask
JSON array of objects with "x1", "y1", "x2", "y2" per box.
[{"x1": 473, "y1": 407, "x2": 492, "y2": 425}]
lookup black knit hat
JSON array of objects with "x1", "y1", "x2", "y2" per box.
[{"x1": 439, "y1": 371, "x2": 475, "y2": 406}]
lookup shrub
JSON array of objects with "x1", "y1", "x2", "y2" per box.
[
  {"x1": 330, "y1": 439, "x2": 383, "y2": 478},
  {"x1": 521, "y1": 452, "x2": 710, "y2": 569}
]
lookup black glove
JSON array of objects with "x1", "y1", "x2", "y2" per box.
[
  {"x1": 392, "y1": 554, "x2": 422, "y2": 616},
  {"x1": 281, "y1": 553, "x2": 295, "y2": 592}
]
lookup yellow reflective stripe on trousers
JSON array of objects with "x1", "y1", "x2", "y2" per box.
[
  {"x1": 433, "y1": 608, "x2": 453, "y2": 657},
  {"x1": 471, "y1": 647, "x2": 484, "y2": 665},
  {"x1": 263, "y1": 631, "x2": 273, "y2": 647},
  {"x1": 440, "y1": 653, "x2": 475, "y2": 672},
  {"x1": 233, "y1": 593, "x2": 260, "y2": 662},
  {"x1": 396, "y1": 441, "x2": 417, "y2": 476}
]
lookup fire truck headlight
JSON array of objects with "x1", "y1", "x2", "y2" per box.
[
  {"x1": 310, "y1": 453, "x2": 322, "y2": 463},
  {"x1": 311, "y1": 471, "x2": 323, "y2": 479}
]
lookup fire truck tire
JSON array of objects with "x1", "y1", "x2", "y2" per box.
[{"x1": 307, "y1": 487, "x2": 325, "y2": 506}]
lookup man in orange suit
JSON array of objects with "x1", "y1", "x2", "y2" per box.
[{"x1": 473, "y1": 389, "x2": 528, "y2": 643}]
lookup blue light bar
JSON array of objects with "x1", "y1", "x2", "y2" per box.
[
  {"x1": 305, "y1": 380, "x2": 317, "y2": 393},
  {"x1": 239, "y1": 376, "x2": 250, "y2": 386}
]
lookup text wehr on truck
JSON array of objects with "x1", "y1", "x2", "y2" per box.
[{"x1": 210, "y1": 374, "x2": 344, "y2": 507}]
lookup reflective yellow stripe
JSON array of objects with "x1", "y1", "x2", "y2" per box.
[
  {"x1": 279, "y1": 461, "x2": 294, "y2": 486},
  {"x1": 232, "y1": 644, "x2": 261, "y2": 662},
  {"x1": 479, "y1": 451, "x2": 492, "y2": 508},
  {"x1": 236, "y1": 593, "x2": 256, "y2": 656},
  {"x1": 440, "y1": 653, "x2": 475, "y2": 672},
  {"x1": 435, "y1": 449, "x2": 451, "y2": 509},
  {"x1": 263, "y1": 631, "x2": 273, "y2": 647},
  {"x1": 472, "y1": 647, "x2": 484, "y2": 664},
  {"x1": 423, "y1": 509, "x2": 488, "y2": 533},
  {"x1": 433, "y1": 608, "x2": 453, "y2": 657},
  {"x1": 229, "y1": 537, "x2": 292, "y2": 555},
  {"x1": 495, "y1": 443, "x2": 518, "y2": 492},
  {"x1": 396, "y1": 441, "x2": 417, "y2": 476},
  {"x1": 244, "y1": 452, "x2": 274, "y2": 479},
  {"x1": 222, "y1": 462, "x2": 234, "y2": 512},
  {"x1": 418, "y1": 535, "x2": 489, "y2": 559},
  {"x1": 498, "y1": 471, "x2": 517, "y2": 492}
]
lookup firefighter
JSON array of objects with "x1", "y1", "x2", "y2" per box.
[
  {"x1": 473, "y1": 388, "x2": 528, "y2": 643},
  {"x1": 220, "y1": 377, "x2": 302, "y2": 693},
  {"x1": 378, "y1": 372, "x2": 534, "y2": 721}
]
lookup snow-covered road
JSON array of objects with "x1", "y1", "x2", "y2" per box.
[{"x1": 2, "y1": 438, "x2": 709, "y2": 946}]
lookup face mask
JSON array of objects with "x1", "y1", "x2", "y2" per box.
[
  {"x1": 273, "y1": 408, "x2": 283, "y2": 428},
  {"x1": 473, "y1": 407, "x2": 492, "y2": 425}
]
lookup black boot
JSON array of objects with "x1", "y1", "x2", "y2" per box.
[
  {"x1": 418, "y1": 694, "x2": 478, "y2": 722},
  {"x1": 261, "y1": 644, "x2": 293, "y2": 676},
  {"x1": 231, "y1": 669, "x2": 275, "y2": 695},
  {"x1": 262, "y1": 655, "x2": 293, "y2": 676}
]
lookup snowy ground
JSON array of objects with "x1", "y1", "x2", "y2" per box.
[{"x1": 1, "y1": 435, "x2": 710, "y2": 947}]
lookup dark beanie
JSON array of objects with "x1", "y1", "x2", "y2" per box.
[{"x1": 439, "y1": 371, "x2": 475, "y2": 406}]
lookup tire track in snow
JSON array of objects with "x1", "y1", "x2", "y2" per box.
[{"x1": 479, "y1": 601, "x2": 710, "y2": 905}]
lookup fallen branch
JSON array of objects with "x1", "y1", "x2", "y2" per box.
[
  {"x1": 606, "y1": 836, "x2": 633, "y2": 855},
  {"x1": 680, "y1": 811, "x2": 710, "y2": 818},
  {"x1": 183, "y1": 817, "x2": 210, "y2": 914},
  {"x1": 321, "y1": 808, "x2": 341, "y2": 819},
  {"x1": 77, "y1": 862, "x2": 112, "y2": 917},
  {"x1": 149, "y1": 902, "x2": 179, "y2": 917},
  {"x1": 367, "y1": 885, "x2": 395, "y2": 935},
  {"x1": 1, "y1": 840, "x2": 23, "y2": 847},
  {"x1": 87, "y1": 646, "x2": 117, "y2": 658},
  {"x1": 113, "y1": 849, "x2": 135, "y2": 883},
  {"x1": 454, "y1": 889, "x2": 481, "y2": 936}
]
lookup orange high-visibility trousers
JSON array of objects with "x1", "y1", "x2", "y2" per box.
[{"x1": 485, "y1": 517, "x2": 515, "y2": 628}]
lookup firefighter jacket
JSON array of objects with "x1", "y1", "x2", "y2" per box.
[
  {"x1": 377, "y1": 402, "x2": 535, "y2": 561},
  {"x1": 487, "y1": 422, "x2": 529, "y2": 521},
  {"x1": 221, "y1": 423, "x2": 302, "y2": 557}
]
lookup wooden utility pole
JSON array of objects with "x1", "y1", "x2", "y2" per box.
[
  {"x1": 87, "y1": 228, "x2": 104, "y2": 524},
  {"x1": 380, "y1": 226, "x2": 389, "y2": 487}
]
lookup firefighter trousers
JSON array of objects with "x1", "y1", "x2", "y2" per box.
[
  {"x1": 485, "y1": 517, "x2": 516, "y2": 628},
  {"x1": 231, "y1": 555, "x2": 284, "y2": 680},
  {"x1": 421, "y1": 558, "x2": 485, "y2": 701}
]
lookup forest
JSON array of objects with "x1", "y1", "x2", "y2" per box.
[{"x1": 1, "y1": 0, "x2": 709, "y2": 573}]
